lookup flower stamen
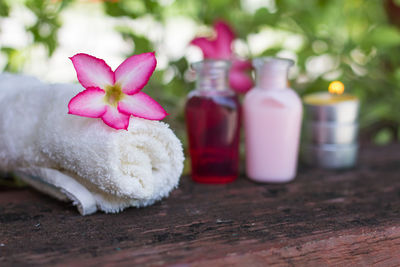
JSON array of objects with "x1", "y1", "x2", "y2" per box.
[{"x1": 104, "y1": 83, "x2": 124, "y2": 107}]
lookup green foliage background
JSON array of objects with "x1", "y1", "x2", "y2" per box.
[{"x1": 1, "y1": 0, "x2": 400, "y2": 145}]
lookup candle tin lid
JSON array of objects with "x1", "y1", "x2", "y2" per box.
[
  {"x1": 303, "y1": 92, "x2": 357, "y2": 105},
  {"x1": 304, "y1": 98, "x2": 360, "y2": 124}
]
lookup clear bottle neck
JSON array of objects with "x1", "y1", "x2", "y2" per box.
[
  {"x1": 253, "y1": 57, "x2": 293, "y2": 90},
  {"x1": 193, "y1": 60, "x2": 231, "y2": 91}
]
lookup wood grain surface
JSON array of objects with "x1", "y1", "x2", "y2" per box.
[{"x1": 1, "y1": 144, "x2": 400, "y2": 266}]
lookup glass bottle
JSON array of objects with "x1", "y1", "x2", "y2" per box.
[
  {"x1": 185, "y1": 60, "x2": 240, "y2": 184},
  {"x1": 243, "y1": 57, "x2": 303, "y2": 183}
]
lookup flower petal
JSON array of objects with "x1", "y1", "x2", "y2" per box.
[
  {"x1": 118, "y1": 92, "x2": 168, "y2": 120},
  {"x1": 214, "y1": 20, "x2": 235, "y2": 59},
  {"x1": 114, "y1": 52, "x2": 157, "y2": 95},
  {"x1": 101, "y1": 106, "x2": 130, "y2": 130},
  {"x1": 70, "y1": 53, "x2": 115, "y2": 89},
  {"x1": 233, "y1": 59, "x2": 252, "y2": 70},
  {"x1": 68, "y1": 88, "x2": 107, "y2": 118},
  {"x1": 229, "y1": 68, "x2": 253, "y2": 93},
  {"x1": 191, "y1": 37, "x2": 218, "y2": 58}
]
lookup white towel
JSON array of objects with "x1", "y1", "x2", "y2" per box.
[{"x1": 0, "y1": 73, "x2": 184, "y2": 215}]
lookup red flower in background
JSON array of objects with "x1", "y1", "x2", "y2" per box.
[{"x1": 191, "y1": 20, "x2": 253, "y2": 93}]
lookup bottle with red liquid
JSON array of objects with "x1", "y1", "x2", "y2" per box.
[{"x1": 185, "y1": 60, "x2": 240, "y2": 184}]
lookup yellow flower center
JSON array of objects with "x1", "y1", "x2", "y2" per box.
[{"x1": 104, "y1": 83, "x2": 124, "y2": 107}]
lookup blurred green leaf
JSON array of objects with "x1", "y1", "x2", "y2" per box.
[
  {"x1": 25, "y1": 0, "x2": 71, "y2": 56},
  {"x1": 260, "y1": 47, "x2": 282, "y2": 57},
  {"x1": 0, "y1": 0, "x2": 9, "y2": 17},
  {"x1": 253, "y1": 8, "x2": 278, "y2": 28},
  {"x1": 104, "y1": 0, "x2": 160, "y2": 18},
  {"x1": 115, "y1": 26, "x2": 153, "y2": 54},
  {"x1": 1, "y1": 47, "x2": 26, "y2": 72},
  {"x1": 374, "y1": 128, "x2": 393, "y2": 145},
  {"x1": 365, "y1": 26, "x2": 400, "y2": 47},
  {"x1": 131, "y1": 35, "x2": 153, "y2": 54}
]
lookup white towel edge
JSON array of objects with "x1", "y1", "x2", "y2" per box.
[{"x1": 16, "y1": 167, "x2": 98, "y2": 215}]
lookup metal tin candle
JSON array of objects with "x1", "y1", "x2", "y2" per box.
[{"x1": 302, "y1": 81, "x2": 360, "y2": 169}]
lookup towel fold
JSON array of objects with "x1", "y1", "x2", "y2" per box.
[{"x1": 0, "y1": 73, "x2": 184, "y2": 215}]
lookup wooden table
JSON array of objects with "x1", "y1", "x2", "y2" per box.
[{"x1": 1, "y1": 144, "x2": 400, "y2": 266}]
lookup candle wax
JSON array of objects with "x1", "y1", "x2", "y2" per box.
[{"x1": 303, "y1": 92, "x2": 358, "y2": 105}]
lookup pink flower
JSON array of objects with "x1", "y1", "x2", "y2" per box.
[
  {"x1": 68, "y1": 52, "x2": 167, "y2": 130},
  {"x1": 191, "y1": 20, "x2": 253, "y2": 93}
]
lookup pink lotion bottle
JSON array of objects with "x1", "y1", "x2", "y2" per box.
[{"x1": 243, "y1": 57, "x2": 302, "y2": 183}]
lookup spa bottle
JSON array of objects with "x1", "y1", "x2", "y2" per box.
[
  {"x1": 243, "y1": 57, "x2": 302, "y2": 183},
  {"x1": 185, "y1": 60, "x2": 240, "y2": 184}
]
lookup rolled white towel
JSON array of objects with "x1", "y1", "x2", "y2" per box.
[{"x1": 0, "y1": 73, "x2": 184, "y2": 215}]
